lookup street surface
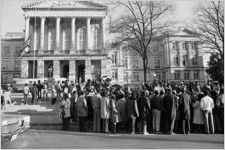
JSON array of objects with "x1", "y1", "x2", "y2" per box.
[
  {"x1": 1, "y1": 93, "x2": 224, "y2": 149},
  {"x1": 2, "y1": 129, "x2": 224, "y2": 149}
]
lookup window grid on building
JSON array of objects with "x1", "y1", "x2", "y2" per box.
[
  {"x1": 112, "y1": 70, "x2": 118, "y2": 80},
  {"x1": 155, "y1": 59, "x2": 161, "y2": 69},
  {"x1": 14, "y1": 46, "x2": 21, "y2": 56},
  {"x1": 112, "y1": 53, "x2": 117, "y2": 64},
  {"x1": 194, "y1": 71, "x2": 199, "y2": 80},
  {"x1": 4, "y1": 46, "x2": 10, "y2": 55},
  {"x1": 124, "y1": 72, "x2": 128, "y2": 82},
  {"x1": 192, "y1": 56, "x2": 198, "y2": 66},
  {"x1": 173, "y1": 42, "x2": 179, "y2": 51},
  {"x1": 14, "y1": 60, "x2": 20, "y2": 70},
  {"x1": 173, "y1": 56, "x2": 179, "y2": 66},
  {"x1": 133, "y1": 59, "x2": 139, "y2": 68},
  {"x1": 184, "y1": 71, "x2": 190, "y2": 80},
  {"x1": 174, "y1": 71, "x2": 180, "y2": 80},
  {"x1": 123, "y1": 57, "x2": 128, "y2": 68},
  {"x1": 133, "y1": 72, "x2": 140, "y2": 82},
  {"x1": 183, "y1": 55, "x2": 188, "y2": 66}
]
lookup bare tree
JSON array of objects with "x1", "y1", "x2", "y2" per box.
[
  {"x1": 197, "y1": 1, "x2": 224, "y2": 58},
  {"x1": 110, "y1": 1, "x2": 172, "y2": 83}
]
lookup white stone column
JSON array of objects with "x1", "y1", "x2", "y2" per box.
[
  {"x1": 33, "y1": 25, "x2": 37, "y2": 51},
  {"x1": 25, "y1": 17, "x2": 30, "y2": 40},
  {"x1": 40, "y1": 17, "x2": 46, "y2": 51},
  {"x1": 69, "y1": 60, "x2": 76, "y2": 81},
  {"x1": 85, "y1": 59, "x2": 92, "y2": 81},
  {"x1": 101, "y1": 18, "x2": 105, "y2": 48},
  {"x1": 86, "y1": 17, "x2": 91, "y2": 50},
  {"x1": 37, "y1": 60, "x2": 44, "y2": 78},
  {"x1": 71, "y1": 18, "x2": 76, "y2": 53},
  {"x1": 53, "y1": 60, "x2": 60, "y2": 79},
  {"x1": 56, "y1": 17, "x2": 61, "y2": 53},
  {"x1": 21, "y1": 59, "x2": 29, "y2": 78}
]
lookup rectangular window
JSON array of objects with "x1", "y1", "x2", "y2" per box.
[
  {"x1": 192, "y1": 56, "x2": 198, "y2": 66},
  {"x1": 174, "y1": 71, "x2": 180, "y2": 80},
  {"x1": 156, "y1": 72, "x2": 161, "y2": 80},
  {"x1": 124, "y1": 72, "x2": 128, "y2": 82},
  {"x1": 123, "y1": 57, "x2": 128, "y2": 68},
  {"x1": 2, "y1": 60, "x2": 10, "y2": 70},
  {"x1": 183, "y1": 42, "x2": 189, "y2": 50},
  {"x1": 133, "y1": 72, "x2": 140, "y2": 82},
  {"x1": 14, "y1": 60, "x2": 20, "y2": 70},
  {"x1": 183, "y1": 55, "x2": 188, "y2": 66},
  {"x1": 194, "y1": 71, "x2": 199, "y2": 80},
  {"x1": 112, "y1": 70, "x2": 118, "y2": 80},
  {"x1": 133, "y1": 59, "x2": 139, "y2": 68},
  {"x1": 112, "y1": 53, "x2": 117, "y2": 64},
  {"x1": 3, "y1": 46, "x2": 10, "y2": 55},
  {"x1": 173, "y1": 57, "x2": 179, "y2": 66},
  {"x1": 155, "y1": 59, "x2": 161, "y2": 68},
  {"x1": 173, "y1": 42, "x2": 179, "y2": 50},
  {"x1": 184, "y1": 71, "x2": 190, "y2": 80},
  {"x1": 14, "y1": 46, "x2": 21, "y2": 56}
]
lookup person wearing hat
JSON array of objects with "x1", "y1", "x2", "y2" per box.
[{"x1": 200, "y1": 88, "x2": 215, "y2": 134}]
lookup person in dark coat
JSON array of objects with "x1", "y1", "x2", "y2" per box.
[
  {"x1": 163, "y1": 88, "x2": 178, "y2": 134},
  {"x1": 127, "y1": 90, "x2": 139, "y2": 134},
  {"x1": 180, "y1": 89, "x2": 191, "y2": 134},
  {"x1": 138, "y1": 90, "x2": 151, "y2": 135},
  {"x1": 150, "y1": 90, "x2": 163, "y2": 133}
]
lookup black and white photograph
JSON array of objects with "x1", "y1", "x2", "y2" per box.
[{"x1": 0, "y1": 0, "x2": 224, "y2": 149}]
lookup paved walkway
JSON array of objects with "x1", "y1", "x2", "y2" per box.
[{"x1": 2, "y1": 129, "x2": 224, "y2": 149}]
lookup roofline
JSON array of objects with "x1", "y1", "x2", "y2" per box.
[{"x1": 21, "y1": 0, "x2": 108, "y2": 11}]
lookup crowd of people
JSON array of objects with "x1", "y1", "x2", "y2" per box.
[
  {"x1": 1, "y1": 78, "x2": 224, "y2": 135},
  {"x1": 52, "y1": 78, "x2": 223, "y2": 135}
]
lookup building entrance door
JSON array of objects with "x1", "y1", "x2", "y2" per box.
[
  {"x1": 76, "y1": 60, "x2": 85, "y2": 83},
  {"x1": 60, "y1": 61, "x2": 69, "y2": 78}
]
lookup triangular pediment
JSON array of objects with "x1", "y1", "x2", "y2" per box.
[
  {"x1": 22, "y1": 0, "x2": 107, "y2": 10},
  {"x1": 171, "y1": 28, "x2": 199, "y2": 37}
]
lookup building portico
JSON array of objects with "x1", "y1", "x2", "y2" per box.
[{"x1": 19, "y1": 0, "x2": 110, "y2": 83}]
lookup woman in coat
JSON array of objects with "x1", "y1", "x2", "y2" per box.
[
  {"x1": 60, "y1": 93, "x2": 71, "y2": 130},
  {"x1": 101, "y1": 90, "x2": 111, "y2": 133},
  {"x1": 76, "y1": 91, "x2": 88, "y2": 132},
  {"x1": 110, "y1": 94, "x2": 119, "y2": 134},
  {"x1": 192, "y1": 94, "x2": 205, "y2": 133}
]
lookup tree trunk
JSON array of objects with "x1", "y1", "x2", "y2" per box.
[{"x1": 143, "y1": 57, "x2": 147, "y2": 84}]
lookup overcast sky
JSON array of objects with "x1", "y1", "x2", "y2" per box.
[{"x1": 0, "y1": 0, "x2": 201, "y2": 35}]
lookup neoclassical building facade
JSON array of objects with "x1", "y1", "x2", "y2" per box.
[
  {"x1": 108, "y1": 28, "x2": 207, "y2": 87},
  {"x1": 17, "y1": 0, "x2": 110, "y2": 84},
  {"x1": 13, "y1": 0, "x2": 207, "y2": 87}
]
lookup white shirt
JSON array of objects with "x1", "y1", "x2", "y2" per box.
[{"x1": 200, "y1": 95, "x2": 214, "y2": 111}]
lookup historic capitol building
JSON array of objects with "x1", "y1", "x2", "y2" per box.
[{"x1": 2, "y1": 0, "x2": 207, "y2": 88}]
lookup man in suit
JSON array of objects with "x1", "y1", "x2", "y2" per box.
[
  {"x1": 180, "y1": 88, "x2": 191, "y2": 134},
  {"x1": 163, "y1": 88, "x2": 179, "y2": 134}
]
